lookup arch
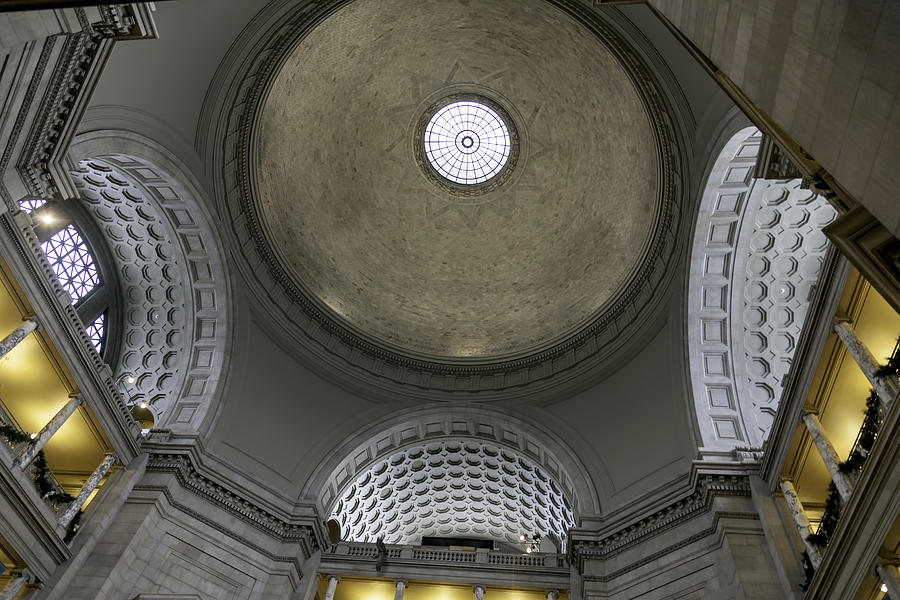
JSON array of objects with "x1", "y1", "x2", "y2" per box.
[
  {"x1": 304, "y1": 405, "x2": 601, "y2": 536},
  {"x1": 331, "y1": 438, "x2": 575, "y2": 550},
  {"x1": 687, "y1": 127, "x2": 836, "y2": 456},
  {"x1": 67, "y1": 131, "x2": 233, "y2": 436}
]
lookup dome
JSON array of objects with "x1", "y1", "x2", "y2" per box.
[{"x1": 232, "y1": 0, "x2": 685, "y2": 397}]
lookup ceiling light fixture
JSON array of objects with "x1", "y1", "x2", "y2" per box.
[
  {"x1": 39, "y1": 213, "x2": 54, "y2": 225},
  {"x1": 29, "y1": 433, "x2": 37, "y2": 440},
  {"x1": 139, "y1": 402, "x2": 148, "y2": 409},
  {"x1": 881, "y1": 583, "x2": 888, "y2": 593}
]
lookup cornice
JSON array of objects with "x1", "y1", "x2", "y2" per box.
[
  {"x1": 8, "y1": 4, "x2": 158, "y2": 206},
  {"x1": 142, "y1": 449, "x2": 324, "y2": 558},
  {"x1": 569, "y1": 473, "x2": 752, "y2": 570},
  {"x1": 212, "y1": 0, "x2": 690, "y2": 402}
]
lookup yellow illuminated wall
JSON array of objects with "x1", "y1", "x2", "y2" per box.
[
  {"x1": 0, "y1": 256, "x2": 111, "y2": 495},
  {"x1": 317, "y1": 576, "x2": 567, "y2": 600},
  {"x1": 784, "y1": 269, "x2": 900, "y2": 516}
]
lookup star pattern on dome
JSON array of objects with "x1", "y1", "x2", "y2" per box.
[{"x1": 41, "y1": 225, "x2": 100, "y2": 303}]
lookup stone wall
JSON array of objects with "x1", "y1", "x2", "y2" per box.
[
  {"x1": 650, "y1": 0, "x2": 900, "y2": 238},
  {"x1": 574, "y1": 478, "x2": 786, "y2": 599},
  {"x1": 44, "y1": 462, "x2": 312, "y2": 600}
]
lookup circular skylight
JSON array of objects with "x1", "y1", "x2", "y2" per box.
[{"x1": 424, "y1": 101, "x2": 511, "y2": 185}]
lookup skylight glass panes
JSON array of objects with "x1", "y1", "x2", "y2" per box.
[
  {"x1": 18, "y1": 199, "x2": 47, "y2": 213},
  {"x1": 424, "y1": 101, "x2": 510, "y2": 185},
  {"x1": 41, "y1": 225, "x2": 100, "y2": 303},
  {"x1": 86, "y1": 312, "x2": 105, "y2": 354}
]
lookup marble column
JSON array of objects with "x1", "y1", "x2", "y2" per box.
[
  {"x1": 58, "y1": 453, "x2": 116, "y2": 529},
  {"x1": 802, "y1": 412, "x2": 854, "y2": 503},
  {"x1": 473, "y1": 584, "x2": 486, "y2": 600},
  {"x1": 779, "y1": 479, "x2": 821, "y2": 568},
  {"x1": 323, "y1": 575, "x2": 339, "y2": 600},
  {"x1": 15, "y1": 395, "x2": 83, "y2": 469},
  {"x1": 876, "y1": 561, "x2": 900, "y2": 599},
  {"x1": 394, "y1": 580, "x2": 406, "y2": 600},
  {"x1": 0, "y1": 318, "x2": 37, "y2": 360},
  {"x1": 834, "y1": 319, "x2": 898, "y2": 410},
  {"x1": 0, "y1": 568, "x2": 33, "y2": 600}
]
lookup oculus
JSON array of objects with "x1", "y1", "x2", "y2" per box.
[
  {"x1": 423, "y1": 99, "x2": 511, "y2": 185},
  {"x1": 414, "y1": 93, "x2": 519, "y2": 196}
]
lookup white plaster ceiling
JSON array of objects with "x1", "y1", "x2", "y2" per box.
[
  {"x1": 331, "y1": 440, "x2": 575, "y2": 547},
  {"x1": 255, "y1": 0, "x2": 658, "y2": 359}
]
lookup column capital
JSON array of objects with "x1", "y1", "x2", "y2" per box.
[{"x1": 10, "y1": 567, "x2": 34, "y2": 583}]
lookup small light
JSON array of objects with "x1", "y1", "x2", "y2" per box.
[
  {"x1": 125, "y1": 374, "x2": 136, "y2": 385},
  {"x1": 519, "y1": 534, "x2": 526, "y2": 541},
  {"x1": 29, "y1": 432, "x2": 37, "y2": 440},
  {"x1": 882, "y1": 583, "x2": 888, "y2": 593},
  {"x1": 525, "y1": 546, "x2": 532, "y2": 553},
  {"x1": 139, "y1": 402, "x2": 148, "y2": 409},
  {"x1": 39, "y1": 213, "x2": 54, "y2": 225}
]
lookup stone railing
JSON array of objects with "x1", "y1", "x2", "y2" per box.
[{"x1": 330, "y1": 541, "x2": 568, "y2": 569}]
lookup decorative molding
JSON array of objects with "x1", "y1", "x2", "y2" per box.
[
  {"x1": 213, "y1": 0, "x2": 688, "y2": 401},
  {"x1": 570, "y1": 473, "x2": 752, "y2": 569},
  {"x1": 13, "y1": 5, "x2": 156, "y2": 204},
  {"x1": 137, "y1": 483, "x2": 308, "y2": 573},
  {"x1": 754, "y1": 135, "x2": 804, "y2": 181},
  {"x1": 144, "y1": 452, "x2": 322, "y2": 558}
]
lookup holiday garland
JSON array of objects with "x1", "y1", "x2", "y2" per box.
[
  {"x1": 0, "y1": 423, "x2": 82, "y2": 542},
  {"x1": 806, "y1": 481, "x2": 841, "y2": 547},
  {"x1": 839, "y1": 390, "x2": 882, "y2": 474},
  {"x1": 875, "y1": 335, "x2": 900, "y2": 378},
  {"x1": 0, "y1": 422, "x2": 28, "y2": 445}
]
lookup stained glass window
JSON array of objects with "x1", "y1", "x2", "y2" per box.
[
  {"x1": 424, "y1": 101, "x2": 510, "y2": 184},
  {"x1": 86, "y1": 312, "x2": 105, "y2": 354},
  {"x1": 18, "y1": 199, "x2": 47, "y2": 213},
  {"x1": 41, "y1": 225, "x2": 100, "y2": 303}
]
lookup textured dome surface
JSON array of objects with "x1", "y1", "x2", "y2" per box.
[{"x1": 255, "y1": 0, "x2": 658, "y2": 359}]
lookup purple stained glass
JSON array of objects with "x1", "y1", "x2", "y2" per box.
[
  {"x1": 18, "y1": 199, "x2": 47, "y2": 213},
  {"x1": 41, "y1": 225, "x2": 100, "y2": 303},
  {"x1": 86, "y1": 313, "x2": 105, "y2": 354}
]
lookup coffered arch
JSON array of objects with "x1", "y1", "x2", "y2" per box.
[
  {"x1": 306, "y1": 405, "x2": 600, "y2": 547},
  {"x1": 67, "y1": 131, "x2": 233, "y2": 436},
  {"x1": 687, "y1": 127, "x2": 836, "y2": 456}
]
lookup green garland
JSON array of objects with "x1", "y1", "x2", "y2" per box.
[
  {"x1": 0, "y1": 422, "x2": 29, "y2": 445},
  {"x1": 32, "y1": 451, "x2": 76, "y2": 504},
  {"x1": 806, "y1": 482, "x2": 841, "y2": 547},
  {"x1": 875, "y1": 336, "x2": 900, "y2": 378},
  {"x1": 0, "y1": 422, "x2": 81, "y2": 541},
  {"x1": 839, "y1": 390, "x2": 882, "y2": 473}
]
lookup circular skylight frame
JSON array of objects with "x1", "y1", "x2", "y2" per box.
[
  {"x1": 414, "y1": 93, "x2": 519, "y2": 197},
  {"x1": 424, "y1": 101, "x2": 510, "y2": 185}
]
